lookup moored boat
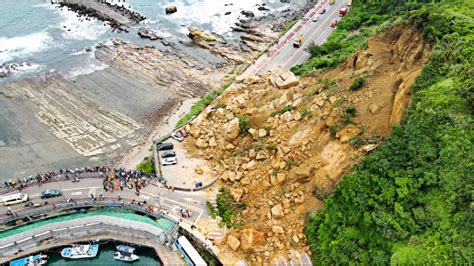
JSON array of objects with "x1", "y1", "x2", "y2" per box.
[
  {"x1": 61, "y1": 244, "x2": 99, "y2": 259},
  {"x1": 114, "y1": 245, "x2": 139, "y2": 262},
  {"x1": 9, "y1": 254, "x2": 48, "y2": 266}
]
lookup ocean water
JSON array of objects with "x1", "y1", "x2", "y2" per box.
[{"x1": 0, "y1": 0, "x2": 303, "y2": 83}]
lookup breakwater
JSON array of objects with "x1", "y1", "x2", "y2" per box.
[{"x1": 52, "y1": 0, "x2": 146, "y2": 30}]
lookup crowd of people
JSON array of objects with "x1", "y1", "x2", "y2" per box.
[
  {"x1": 1, "y1": 166, "x2": 160, "y2": 192},
  {"x1": 102, "y1": 168, "x2": 154, "y2": 196}
]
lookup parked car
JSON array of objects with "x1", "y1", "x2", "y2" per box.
[
  {"x1": 171, "y1": 132, "x2": 184, "y2": 142},
  {"x1": 158, "y1": 142, "x2": 174, "y2": 151},
  {"x1": 161, "y1": 157, "x2": 177, "y2": 166},
  {"x1": 319, "y1": 8, "x2": 326, "y2": 15},
  {"x1": 40, "y1": 189, "x2": 62, "y2": 199},
  {"x1": 312, "y1": 14, "x2": 320, "y2": 22},
  {"x1": 161, "y1": 151, "x2": 176, "y2": 158},
  {"x1": 25, "y1": 201, "x2": 41, "y2": 208},
  {"x1": 330, "y1": 19, "x2": 338, "y2": 28}
]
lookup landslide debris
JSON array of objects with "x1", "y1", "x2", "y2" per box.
[{"x1": 184, "y1": 24, "x2": 430, "y2": 262}]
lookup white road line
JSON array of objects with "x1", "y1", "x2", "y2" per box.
[
  {"x1": 282, "y1": 3, "x2": 342, "y2": 68},
  {"x1": 194, "y1": 209, "x2": 204, "y2": 224}
]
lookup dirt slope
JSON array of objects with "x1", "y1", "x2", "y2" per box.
[{"x1": 183, "y1": 24, "x2": 431, "y2": 263}]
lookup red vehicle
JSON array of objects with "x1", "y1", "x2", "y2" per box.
[
  {"x1": 330, "y1": 19, "x2": 338, "y2": 28},
  {"x1": 339, "y1": 7, "x2": 348, "y2": 16}
]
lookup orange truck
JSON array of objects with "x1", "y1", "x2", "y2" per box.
[
  {"x1": 339, "y1": 7, "x2": 348, "y2": 16},
  {"x1": 293, "y1": 34, "x2": 303, "y2": 48},
  {"x1": 330, "y1": 19, "x2": 338, "y2": 28}
]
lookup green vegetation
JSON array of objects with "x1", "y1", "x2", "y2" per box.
[
  {"x1": 239, "y1": 115, "x2": 249, "y2": 133},
  {"x1": 176, "y1": 80, "x2": 234, "y2": 127},
  {"x1": 280, "y1": 19, "x2": 299, "y2": 36},
  {"x1": 216, "y1": 187, "x2": 245, "y2": 228},
  {"x1": 305, "y1": 1, "x2": 474, "y2": 265},
  {"x1": 341, "y1": 106, "x2": 357, "y2": 124},
  {"x1": 299, "y1": 109, "x2": 312, "y2": 118},
  {"x1": 206, "y1": 201, "x2": 217, "y2": 219},
  {"x1": 137, "y1": 156, "x2": 155, "y2": 174},
  {"x1": 290, "y1": 0, "x2": 425, "y2": 76},
  {"x1": 349, "y1": 77, "x2": 366, "y2": 91},
  {"x1": 271, "y1": 105, "x2": 294, "y2": 117}
]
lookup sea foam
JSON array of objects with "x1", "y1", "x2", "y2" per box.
[{"x1": 0, "y1": 32, "x2": 53, "y2": 64}]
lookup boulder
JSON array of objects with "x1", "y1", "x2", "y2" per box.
[
  {"x1": 271, "y1": 204, "x2": 284, "y2": 218},
  {"x1": 258, "y1": 128, "x2": 267, "y2": 138},
  {"x1": 195, "y1": 138, "x2": 208, "y2": 149},
  {"x1": 275, "y1": 70, "x2": 299, "y2": 89},
  {"x1": 225, "y1": 118, "x2": 240, "y2": 140},
  {"x1": 137, "y1": 27, "x2": 160, "y2": 40},
  {"x1": 276, "y1": 173, "x2": 286, "y2": 184},
  {"x1": 272, "y1": 226, "x2": 284, "y2": 234},
  {"x1": 369, "y1": 103, "x2": 380, "y2": 114},
  {"x1": 225, "y1": 143, "x2": 235, "y2": 150},
  {"x1": 248, "y1": 128, "x2": 259, "y2": 140},
  {"x1": 246, "y1": 76, "x2": 260, "y2": 84},
  {"x1": 227, "y1": 235, "x2": 241, "y2": 251},
  {"x1": 230, "y1": 188, "x2": 244, "y2": 202},
  {"x1": 188, "y1": 27, "x2": 217, "y2": 42},
  {"x1": 165, "y1": 6, "x2": 177, "y2": 14},
  {"x1": 241, "y1": 10, "x2": 255, "y2": 17},
  {"x1": 256, "y1": 151, "x2": 269, "y2": 160},
  {"x1": 240, "y1": 229, "x2": 265, "y2": 252}
]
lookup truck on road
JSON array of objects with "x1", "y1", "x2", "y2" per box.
[
  {"x1": 339, "y1": 7, "x2": 348, "y2": 16},
  {"x1": 293, "y1": 34, "x2": 303, "y2": 48}
]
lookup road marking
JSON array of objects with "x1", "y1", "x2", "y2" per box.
[
  {"x1": 281, "y1": 3, "x2": 341, "y2": 69},
  {"x1": 61, "y1": 186, "x2": 101, "y2": 192},
  {"x1": 71, "y1": 192, "x2": 82, "y2": 196},
  {"x1": 195, "y1": 209, "x2": 203, "y2": 224},
  {"x1": 141, "y1": 195, "x2": 150, "y2": 200}
]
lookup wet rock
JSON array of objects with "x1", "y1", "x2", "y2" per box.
[
  {"x1": 165, "y1": 5, "x2": 177, "y2": 14},
  {"x1": 241, "y1": 10, "x2": 255, "y2": 17},
  {"x1": 137, "y1": 27, "x2": 160, "y2": 40}
]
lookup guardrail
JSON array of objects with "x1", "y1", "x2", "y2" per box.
[
  {"x1": 0, "y1": 219, "x2": 169, "y2": 261},
  {"x1": 0, "y1": 196, "x2": 175, "y2": 228}
]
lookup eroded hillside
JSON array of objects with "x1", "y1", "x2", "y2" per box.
[{"x1": 184, "y1": 24, "x2": 430, "y2": 262}]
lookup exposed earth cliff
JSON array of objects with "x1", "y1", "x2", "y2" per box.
[{"x1": 183, "y1": 24, "x2": 430, "y2": 262}]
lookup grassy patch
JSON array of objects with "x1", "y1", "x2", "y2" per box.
[
  {"x1": 136, "y1": 156, "x2": 155, "y2": 174},
  {"x1": 206, "y1": 201, "x2": 217, "y2": 219},
  {"x1": 271, "y1": 105, "x2": 294, "y2": 117},
  {"x1": 216, "y1": 187, "x2": 245, "y2": 228},
  {"x1": 349, "y1": 77, "x2": 366, "y2": 91},
  {"x1": 239, "y1": 115, "x2": 249, "y2": 133},
  {"x1": 176, "y1": 79, "x2": 234, "y2": 127}
]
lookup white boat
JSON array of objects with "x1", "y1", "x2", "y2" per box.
[
  {"x1": 114, "y1": 252, "x2": 139, "y2": 262},
  {"x1": 114, "y1": 245, "x2": 139, "y2": 262},
  {"x1": 61, "y1": 244, "x2": 99, "y2": 259},
  {"x1": 9, "y1": 254, "x2": 48, "y2": 266}
]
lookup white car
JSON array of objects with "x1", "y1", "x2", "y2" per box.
[
  {"x1": 161, "y1": 157, "x2": 177, "y2": 166},
  {"x1": 312, "y1": 15, "x2": 320, "y2": 22},
  {"x1": 171, "y1": 132, "x2": 184, "y2": 142}
]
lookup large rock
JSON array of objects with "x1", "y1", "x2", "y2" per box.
[
  {"x1": 188, "y1": 27, "x2": 217, "y2": 42},
  {"x1": 227, "y1": 235, "x2": 241, "y2": 251},
  {"x1": 272, "y1": 67, "x2": 300, "y2": 89},
  {"x1": 271, "y1": 204, "x2": 284, "y2": 218},
  {"x1": 240, "y1": 229, "x2": 265, "y2": 252},
  {"x1": 195, "y1": 138, "x2": 208, "y2": 149},
  {"x1": 230, "y1": 188, "x2": 244, "y2": 202},
  {"x1": 137, "y1": 27, "x2": 160, "y2": 40},
  {"x1": 165, "y1": 6, "x2": 177, "y2": 14},
  {"x1": 272, "y1": 225, "x2": 284, "y2": 234},
  {"x1": 256, "y1": 150, "x2": 269, "y2": 160},
  {"x1": 225, "y1": 118, "x2": 240, "y2": 140}
]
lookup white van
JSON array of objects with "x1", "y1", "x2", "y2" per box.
[{"x1": 2, "y1": 193, "x2": 29, "y2": 206}]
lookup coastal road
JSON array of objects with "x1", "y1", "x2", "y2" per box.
[
  {"x1": 246, "y1": 0, "x2": 348, "y2": 75},
  {"x1": 0, "y1": 177, "x2": 209, "y2": 225}
]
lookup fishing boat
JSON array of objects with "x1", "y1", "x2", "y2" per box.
[
  {"x1": 114, "y1": 245, "x2": 139, "y2": 262},
  {"x1": 9, "y1": 254, "x2": 48, "y2": 266},
  {"x1": 61, "y1": 244, "x2": 99, "y2": 259}
]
